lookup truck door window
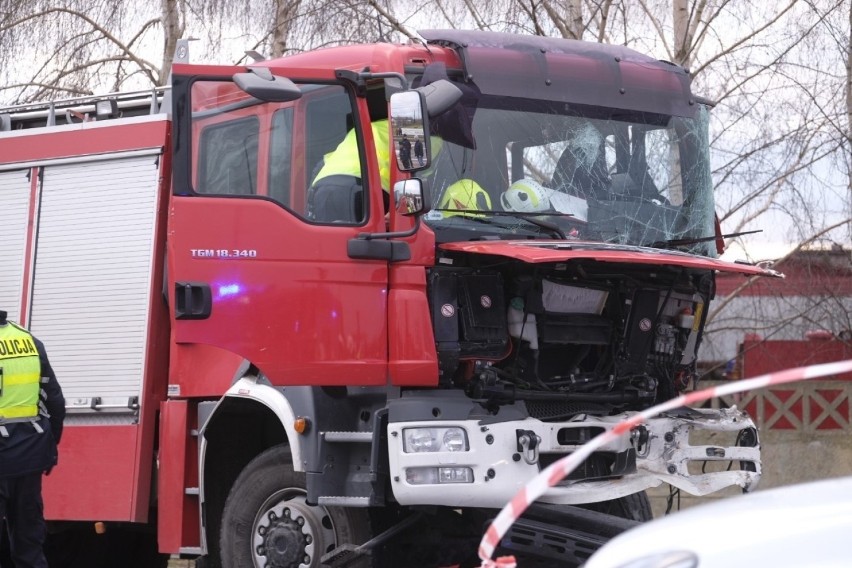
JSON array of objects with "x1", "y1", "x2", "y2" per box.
[
  {"x1": 190, "y1": 80, "x2": 366, "y2": 224},
  {"x1": 198, "y1": 117, "x2": 259, "y2": 195},
  {"x1": 302, "y1": 88, "x2": 368, "y2": 224},
  {"x1": 268, "y1": 108, "x2": 293, "y2": 205}
]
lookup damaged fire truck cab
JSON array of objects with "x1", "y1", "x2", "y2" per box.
[
  {"x1": 0, "y1": 29, "x2": 780, "y2": 568},
  {"x1": 168, "y1": 30, "x2": 775, "y2": 566}
]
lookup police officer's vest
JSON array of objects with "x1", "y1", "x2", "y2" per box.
[{"x1": 0, "y1": 323, "x2": 41, "y2": 419}]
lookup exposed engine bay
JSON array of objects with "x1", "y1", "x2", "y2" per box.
[{"x1": 429, "y1": 252, "x2": 713, "y2": 418}]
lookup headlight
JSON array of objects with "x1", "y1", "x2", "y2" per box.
[{"x1": 402, "y1": 427, "x2": 469, "y2": 453}]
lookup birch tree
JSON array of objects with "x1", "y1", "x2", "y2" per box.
[{"x1": 1, "y1": 0, "x2": 848, "y2": 365}]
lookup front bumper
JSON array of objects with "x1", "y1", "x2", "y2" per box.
[{"x1": 387, "y1": 407, "x2": 760, "y2": 508}]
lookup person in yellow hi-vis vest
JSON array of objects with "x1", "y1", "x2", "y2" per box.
[
  {"x1": 0, "y1": 310, "x2": 65, "y2": 568},
  {"x1": 308, "y1": 118, "x2": 452, "y2": 224},
  {"x1": 308, "y1": 119, "x2": 392, "y2": 223}
]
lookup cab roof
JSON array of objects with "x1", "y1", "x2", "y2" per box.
[{"x1": 419, "y1": 29, "x2": 697, "y2": 118}]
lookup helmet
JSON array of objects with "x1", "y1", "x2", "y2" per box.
[
  {"x1": 438, "y1": 179, "x2": 491, "y2": 216},
  {"x1": 501, "y1": 178, "x2": 551, "y2": 212}
]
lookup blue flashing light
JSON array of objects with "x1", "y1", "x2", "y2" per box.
[{"x1": 218, "y1": 283, "x2": 242, "y2": 298}]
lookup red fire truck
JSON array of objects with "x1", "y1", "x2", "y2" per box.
[{"x1": 0, "y1": 30, "x2": 777, "y2": 567}]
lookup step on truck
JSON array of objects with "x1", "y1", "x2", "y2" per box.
[{"x1": 0, "y1": 29, "x2": 778, "y2": 568}]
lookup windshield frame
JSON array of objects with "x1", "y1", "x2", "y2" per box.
[{"x1": 419, "y1": 96, "x2": 718, "y2": 257}]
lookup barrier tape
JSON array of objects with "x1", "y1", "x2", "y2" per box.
[{"x1": 478, "y1": 359, "x2": 852, "y2": 567}]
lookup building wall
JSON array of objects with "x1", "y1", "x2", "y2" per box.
[
  {"x1": 699, "y1": 248, "x2": 852, "y2": 372},
  {"x1": 701, "y1": 294, "x2": 852, "y2": 367}
]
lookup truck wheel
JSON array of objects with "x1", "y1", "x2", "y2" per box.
[
  {"x1": 579, "y1": 456, "x2": 654, "y2": 522},
  {"x1": 219, "y1": 444, "x2": 371, "y2": 568},
  {"x1": 609, "y1": 490, "x2": 653, "y2": 521}
]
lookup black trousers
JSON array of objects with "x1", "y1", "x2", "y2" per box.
[
  {"x1": 0, "y1": 473, "x2": 47, "y2": 568},
  {"x1": 309, "y1": 175, "x2": 364, "y2": 223}
]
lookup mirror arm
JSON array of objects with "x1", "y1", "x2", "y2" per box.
[
  {"x1": 334, "y1": 69, "x2": 368, "y2": 96},
  {"x1": 363, "y1": 72, "x2": 409, "y2": 90},
  {"x1": 356, "y1": 216, "x2": 420, "y2": 241},
  {"x1": 335, "y1": 69, "x2": 409, "y2": 94},
  {"x1": 247, "y1": 66, "x2": 274, "y2": 81}
]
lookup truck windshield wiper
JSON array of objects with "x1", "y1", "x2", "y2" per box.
[
  {"x1": 434, "y1": 209, "x2": 570, "y2": 239},
  {"x1": 647, "y1": 230, "x2": 762, "y2": 249}
]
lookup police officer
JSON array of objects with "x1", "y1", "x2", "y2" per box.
[
  {"x1": 398, "y1": 134, "x2": 412, "y2": 168},
  {"x1": 0, "y1": 310, "x2": 65, "y2": 568}
]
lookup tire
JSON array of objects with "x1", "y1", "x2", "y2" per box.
[
  {"x1": 581, "y1": 490, "x2": 653, "y2": 522},
  {"x1": 219, "y1": 444, "x2": 372, "y2": 568},
  {"x1": 604, "y1": 490, "x2": 654, "y2": 522},
  {"x1": 578, "y1": 455, "x2": 654, "y2": 522}
]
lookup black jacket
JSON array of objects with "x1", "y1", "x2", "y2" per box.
[{"x1": 0, "y1": 336, "x2": 65, "y2": 477}]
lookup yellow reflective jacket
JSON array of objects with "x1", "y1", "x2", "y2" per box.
[
  {"x1": 313, "y1": 119, "x2": 391, "y2": 192},
  {"x1": 0, "y1": 322, "x2": 41, "y2": 419}
]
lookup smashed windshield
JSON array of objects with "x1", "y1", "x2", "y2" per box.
[{"x1": 420, "y1": 98, "x2": 717, "y2": 257}]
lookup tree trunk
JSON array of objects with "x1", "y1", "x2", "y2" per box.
[
  {"x1": 673, "y1": 0, "x2": 698, "y2": 69},
  {"x1": 567, "y1": 0, "x2": 583, "y2": 40},
  {"x1": 160, "y1": 0, "x2": 184, "y2": 84},
  {"x1": 846, "y1": 2, "x2": 851, "y2": 241},
  {"x1": 271, "y1": 0, "x2": 302, "y2": 58}
]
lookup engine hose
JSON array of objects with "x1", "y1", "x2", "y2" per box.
[{"x1": 512, "y1": 389, "x2": 640, "y2": 404}]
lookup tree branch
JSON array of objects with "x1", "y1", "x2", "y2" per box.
[
  {"x1": 707, "y1": 216, "x2": 852, "y2": 323},
  {"x1": 691, "y1": 0, "x2": 797, "y2": 77},
  {"x1": 0, "y1": 8, "x2": 160, "y2": 84},
  {"x1": 363, "y1": 0, "x2": 417, "y2": 40}
]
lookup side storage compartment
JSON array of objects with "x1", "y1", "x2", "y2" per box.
[
  {"x1": 0, "y1": 117, "x2": 175, "y2": 526},
  {"x1": 37, "y1": 149, "x2": 169, "y2": 522}
]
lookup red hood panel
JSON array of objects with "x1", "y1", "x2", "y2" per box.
[{"x1": 439, "y1": 241, "x2": 782, "y2": 277}]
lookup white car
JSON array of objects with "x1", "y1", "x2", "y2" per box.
[{"x1": 584, "y1": 476, "x2": 852, "y2": 568}]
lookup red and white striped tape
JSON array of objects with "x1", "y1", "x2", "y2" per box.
[{"x1": 478, "y1": 359, "x2": 852, "y2": 567}]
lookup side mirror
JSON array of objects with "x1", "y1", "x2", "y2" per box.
[
  {"x1": 233, "y1": 68, "x2": 302, "y2": 102},
  {"x1": 389, "y1": 91, "x2": 429, "y2": 172},
  {"x1": 416, "y1": 79, "x2": 463, "y2": 118},
  {"x1": 394, "y1": 178, "x2": 430, "y2": 217}
]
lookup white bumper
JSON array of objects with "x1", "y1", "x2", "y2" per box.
[{"x1": 388, "y1": 407, "x2": 759, "y2": 508}]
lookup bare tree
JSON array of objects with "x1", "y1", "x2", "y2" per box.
[
  {"x1": 0, "y1": 2, "x2": 172, "y2": 100},
  {"x1": 0, "y1": 0, "x2": 421, "y2": 101},
  {"x1": 1, "y1": 0, "x2": 849, "y2": 369},
  {"x1": 614, "y1": 0, "x2": 851, "y2": 365},
  {"x1": 160, "y1": 0, "x2": 186, "y2": 82}
]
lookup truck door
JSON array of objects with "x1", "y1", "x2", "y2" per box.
[{"x1": 168, "y1": 70, "x2": 389, "y2": 389}]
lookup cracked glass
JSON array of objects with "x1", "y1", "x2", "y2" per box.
[{"x1": 422, "y1": 98, "x2": 717, "y2": 257}]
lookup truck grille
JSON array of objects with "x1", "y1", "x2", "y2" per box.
[{"x1": 524, "y1": 400, "x2": 610, "y2": 422}]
